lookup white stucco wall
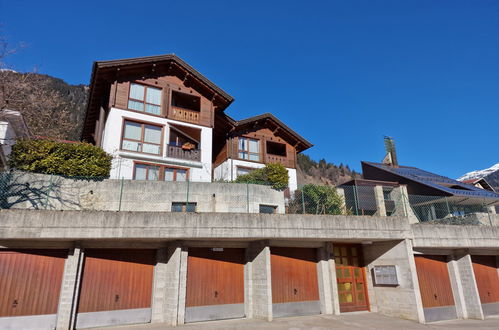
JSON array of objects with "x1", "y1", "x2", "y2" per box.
[
  {"x1": 0, "y1": 120, "x2": 17, "y2": 159},
  {"x1": 213, "y1": 159, "x2": 298, "y2": 192},
  {"x1": 102, "y1": 107, "x2": 212, "y2": 182}
]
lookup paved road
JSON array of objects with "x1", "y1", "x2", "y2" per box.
[{"x1": 98, "y1": 313, "x2": 499, "y2": 330}]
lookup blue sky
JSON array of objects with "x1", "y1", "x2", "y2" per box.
[{"x1": 1, "y1": 0, "x2": 498, "y2": 178}]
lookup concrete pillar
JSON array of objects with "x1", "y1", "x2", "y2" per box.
[
  {"x1": 373, "y1": 185, "x2": 387, "y2": 216},
  {"x1": 246, "y1": 241, "x2": 272, "y2": 321},
  {"x1": 487, "y1": 205, "x2": 497, "y2": 215},
  {"x1": 447, "y1": 253, "x2": 484, "y2": 320},
  {"x1": 316, "y1": 243, "x2": 334, "y2": 314},
  {"x1": 177, "y1": 246, "x2": 189, "y2": 325},
  {"x1": 329, "y1": 243, "x2": 341, "y2": 315},
  {"x1": 393, "y1": 185, "x2": 419, "y2": 223},
  {"x1": 56, "y1": 246, "x2": 84, "y2": 330},
  {"x1": 335, "y1": 187, "x2": 347, "y2": 214},
  {"x1": 151, "y1": 244, "x2": 186, "y2": 326}
]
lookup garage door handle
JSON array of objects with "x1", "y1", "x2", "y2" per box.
[
  {"x1": 12, "y1": 300, "x2": 18, "y2": 308},
  {"x1": 294, "y1": 288, "x2": 298, "y2": 295},
  {"x1": 115, "y1": 294, "x2": 120, "y2": 302},
  {"x1": 434, "y1": 294, "x2": 437, "y2": 300},
  {"x1": 214, "y1": 291, "x2": 218, "y2": 298},
  {"x1": 488, "y1": 291, "x2": 491, "y2": 297}
]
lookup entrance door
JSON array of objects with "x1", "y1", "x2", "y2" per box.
[
  {"x1": 271, "y1": 247, "x2": 320, "y2": 317},
  {"x1": 185, "y1": 248, "x2": 245, "y2": 323},
  {"x1": 333, "y1": 244, "x2": 369, "y2": 312},
  {"x1": 76, "y1": 249, "x2": 156, "y2": 329},
  {"x1": 0, "y1": 249, "x2": 67, "y2": 329},
  {"x1": 414, "y1": 255, "x2": 456, "y2": 322},
  {"x1": 471, "y1": 255, "x2": 499, "y2": 316}
]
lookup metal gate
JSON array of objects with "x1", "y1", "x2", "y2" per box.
[
  {"x1": 185, "y1": 248, "x2": 245, "y2": 323},
  {"x1": 270, "y1": 247, "x2": 320, "y2": 317},
  {"x1": 0, "y1": 249, "x2": 67, "y2": 330},
  {"x1": 75, "y1": 249, "x2": 156, "y2": 329},
  {"x1": 472, "y1": 255, "x2": 499, "y2": 316},
  {"x1": 414, "y1": 255, "x2": 457, "y2": 322}
]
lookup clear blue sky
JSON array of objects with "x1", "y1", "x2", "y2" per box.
[{"x1": 2, "y1": 0, "x2": 498, "y2": 178}]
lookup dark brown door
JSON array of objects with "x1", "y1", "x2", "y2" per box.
[
  {"x1": 472, "y1": 256, "x2": 499, "y2": 304},
  {"x1": 185, "y1": 248, "x2": 245, "y2": 307},
  {"x1": 271, "y1": 247, "x2": 319, "y2": 304},
  {"x1": 77, "y1": 249, "x2": 155, "y2": 313},
  {"x1": 0, "y1": 250, "x2": 66, "y2": 317},
  {"x1": 334, "y1": 244, "x2": 369, "y2": 312},
  {"x1": 414, "y1": 255, "x2": 455, "y2": 308}
]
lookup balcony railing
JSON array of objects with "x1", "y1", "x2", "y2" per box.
[
  {"x1": 265, "y1": 154, "x2": 294, "y2": 168},
  {"x1": 167, "y1": 144, "x2": 201, "y2": 162},
  {"x1": 171, "y1": 106, "x2": 200, "y2": 124}
]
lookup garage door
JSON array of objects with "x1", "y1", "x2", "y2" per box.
[
  {"x1": 414, "y1": 255, "x2": 457, "y2": 322},
  {"x1": 271, "y1": 247, "x2": 320, "y2": 317},
  {"x1": 334, "y1": 244, "x2": 369, "y2": 313},
  {"x1": 471, "y1": 255, "x2": 499, "y2": 316},
  {"x1": 0, "y1": 249, "x2": 67, "y2": 330},
  {"x1": 185, "y1": 248, "x2": 245, "y2": 323},
  {"x1": 75, "y1": 249, "x2": 156, "y2": 329}
]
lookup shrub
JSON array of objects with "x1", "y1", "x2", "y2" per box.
[
  {"x1": 234, "y1": 163, "x2": 289, "y2": 190},
  {"x1": 290, "y1": 184, "x2": 344, "y2": 215},
  {"x1": 8, "y1": 139, "x2": 112, "y2": 178}
]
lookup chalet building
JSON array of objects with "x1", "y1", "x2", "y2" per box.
[
  {"x1": 0, "y1": 110, "x2": 30, "y2": 170},
  {"x1": 81, "y1": 55, "x2": 311, "y2": 188}
]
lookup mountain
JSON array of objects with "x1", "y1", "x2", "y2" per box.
[
  {"x1": 296, "y1": 153, "x2": 360, "y2": 186},
  {"x1": 0, "y1": 70, "x2": 88, "y2": 140},
  {"x1": 458, "y1": 163, "x2": 499, "y2": 191}
]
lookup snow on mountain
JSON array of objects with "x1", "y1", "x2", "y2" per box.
[{"x1": 458, "y1": 163, "x2": 499, "y2": 181}]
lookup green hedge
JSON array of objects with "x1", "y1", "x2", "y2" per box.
[
  {"x1": 8, "y1": 139, "x2": 112, "y2": 178},
  {"x1": 234, "y1": 163, "x2": 289, "y2": 190}
]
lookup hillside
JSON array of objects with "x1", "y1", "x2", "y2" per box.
[
  {"x1": 0, "y1": 70, "x2": 88, "y2": 140},
  {"x1": 296, "y1": 153, "x2": 360, "y2": 186}
]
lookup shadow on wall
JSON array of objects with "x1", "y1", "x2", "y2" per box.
[{"x1": 0, "y1": 171, "x2": 87, "y2": 210}]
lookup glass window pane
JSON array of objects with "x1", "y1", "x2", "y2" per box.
[
  {"x1": 238, "y1": 151, "x2": 248, "y2": 160},
  {"x1": 186, "y1": 203, "x2": 196, "y2": 212},
  {"x1": 144, "y1": 125, "x2": 161, "y2": 144},
  {"x1": 164, "y1": 168, "x2": 174, "y2": 181},
  {"x1": 142, "y1": 143, "x2": 160, "y2": 154},
  {"x1": 146, "y1": 87, "x2": 161, "y2": 105},
  {"x1": 148, "y1": 166, "x2": 159, "y2": 180},
  {"x1": 237, "y1": 167, "x2": 252, "y2": 177},
  {"x1": 238, "y1": 138, "x2": 246, "y2": 150},
  {"x1": 171, "y1": 202, "x2": 183, "y2": 212},
  {"x1": 130, "y1": 84, "x2": 145, "y2": 100},
  {"x1": 122, "y1": 140, "x2": 141, "y2": 152},
  {"x1": 124, "y1": 121, "x2": 142, "y2": 140},
  {"x1": 145, "y1": 104, "x2": 161, "y2": 115},
  {"x1": 128, "y1": 100, "x2": 144, "y2": 111},
  {"x1": 176, "y1": 169, "x2": 187, "y2": 182},
  {"x1": 134, "y1": 164, "x2": 147, "y2": 180},
  {"x1": 249, "y1": 139, "x2": 259, "y2": 153},
  {"x1": 259, "y1": 205, "x2": 276, "y2": 214},
  {"x1": 249, "y1": 153, "x2": 260, "y2": 161}
]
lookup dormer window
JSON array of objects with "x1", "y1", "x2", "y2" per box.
[{"x1": 128, "y1": 83, "x2": 162, "y2": 115}]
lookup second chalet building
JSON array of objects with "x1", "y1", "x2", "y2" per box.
[{"x1": 82, "y1": 55, "x2": 311, "y2": 191}]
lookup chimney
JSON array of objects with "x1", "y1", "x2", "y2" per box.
[{"x1": 383, "y1": 136, "x2": 399, "y2": 167}]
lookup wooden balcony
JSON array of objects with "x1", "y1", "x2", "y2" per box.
[
  {"x1": 171, "y1": 106, "x2": 200, "y2": 124},
  {"x1": 265, "y1": 154, "x2": 294, "y2": 168},
  {"x1": 167, "y1": 145, "x2": 201, "y2": 162}
]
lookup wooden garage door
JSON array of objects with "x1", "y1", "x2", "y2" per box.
[
  {"x1": 334, "y1": 244, "x2": 369, "y2": 312},
  {"x1": 271, "y1": 247, "x2": 319, "y2": 308},
  {"x1": 471, "y1": 256, "x2": 499, "y2": 304},
  {"x1": 0, "y1": 250, "x2": 66, "y2": 317},
  {"x1": 414, "y1": 255, "x2": 454, "y2": 308},
  {"x1": 77, "y1": 249, "x2": 155, "y2": 313}
]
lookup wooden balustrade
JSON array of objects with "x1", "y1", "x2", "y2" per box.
[
  {"x1": 171, "y1": 106, "x2": 200, "y2": 124},
  {"x1": 167, "y1": 145, "x2": 201, "y2": 162},
  {"x1": 265, "y1": 154, "x2": 294, "y2": 168}
]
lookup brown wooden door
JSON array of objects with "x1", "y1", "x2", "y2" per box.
[
  {"x1": 77, "y1": 249, "x2": 155, "y2": 313},
  {"x1": 186, "y1": 248, "x2": 245, "y2": 307},
  {"x1": 271, "y1": 247, "x2": 319, "y2": 303},
  {"x1": 414, "y1": 255, "x2": 455, "y2": 308},
  {"x1": 334, "y1": 244, "x2": 369, "y2": 312},
  {"x1": 472, "y1": 255, "x2": 499, "y2": 304},
  {"x1": 0, "y1": 250, "x2": 67, "y2": 317}
]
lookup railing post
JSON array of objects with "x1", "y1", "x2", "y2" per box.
[
  {"x1": 118, "y1": 177, "x2": 124, "y2": 211},
  {"x1": 445, "y1": 197, "x2": 451, "y2": 217},
  {"x1": 353, "y1": 184, "x2": 359, "y2": 215},
  {"x1": 301, "y1": 189, "x2": 306, "y2": 214},
  {"x1": 186, "y1": 178, "x2": 190, "y2": 212},
  {"x1": 246, "y1": 183, "x2": 250, "y2": 213}
]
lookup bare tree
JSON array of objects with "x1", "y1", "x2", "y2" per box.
[{"x1": 0, "y1": 31, "x2": 75, "y2": 139}]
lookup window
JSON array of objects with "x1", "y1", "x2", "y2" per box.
[
  {"x1": 171, "y1": 202, "x2": 197, "y2": 212},
  {"x1": 128, "y1": 83, "x2": 162, "y2": 115},
  {"x1": 133, "y1": 162, "x2": 189, "y2": 182},
  {"x1": 237, "y1": 166, "x2": 255, "y2": 177},
  {"x1": 134, "y1": 164, "x2": 160, "y2": 181},
  {"x1": 259, "y1": 204, "x2": 277, "y2": 214},
  {"x1": 121, "y1": 120, "x2": 162, "y2": 155},
  {"x1": 266, "y1": 141, "x2": 286, "y2": 157},
  {"x1": 171, "y1": 91, "x2": 200, "y2": 111},
  {"x1": 238, "y1": 137, "x2": 260, "y2": 161}
]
